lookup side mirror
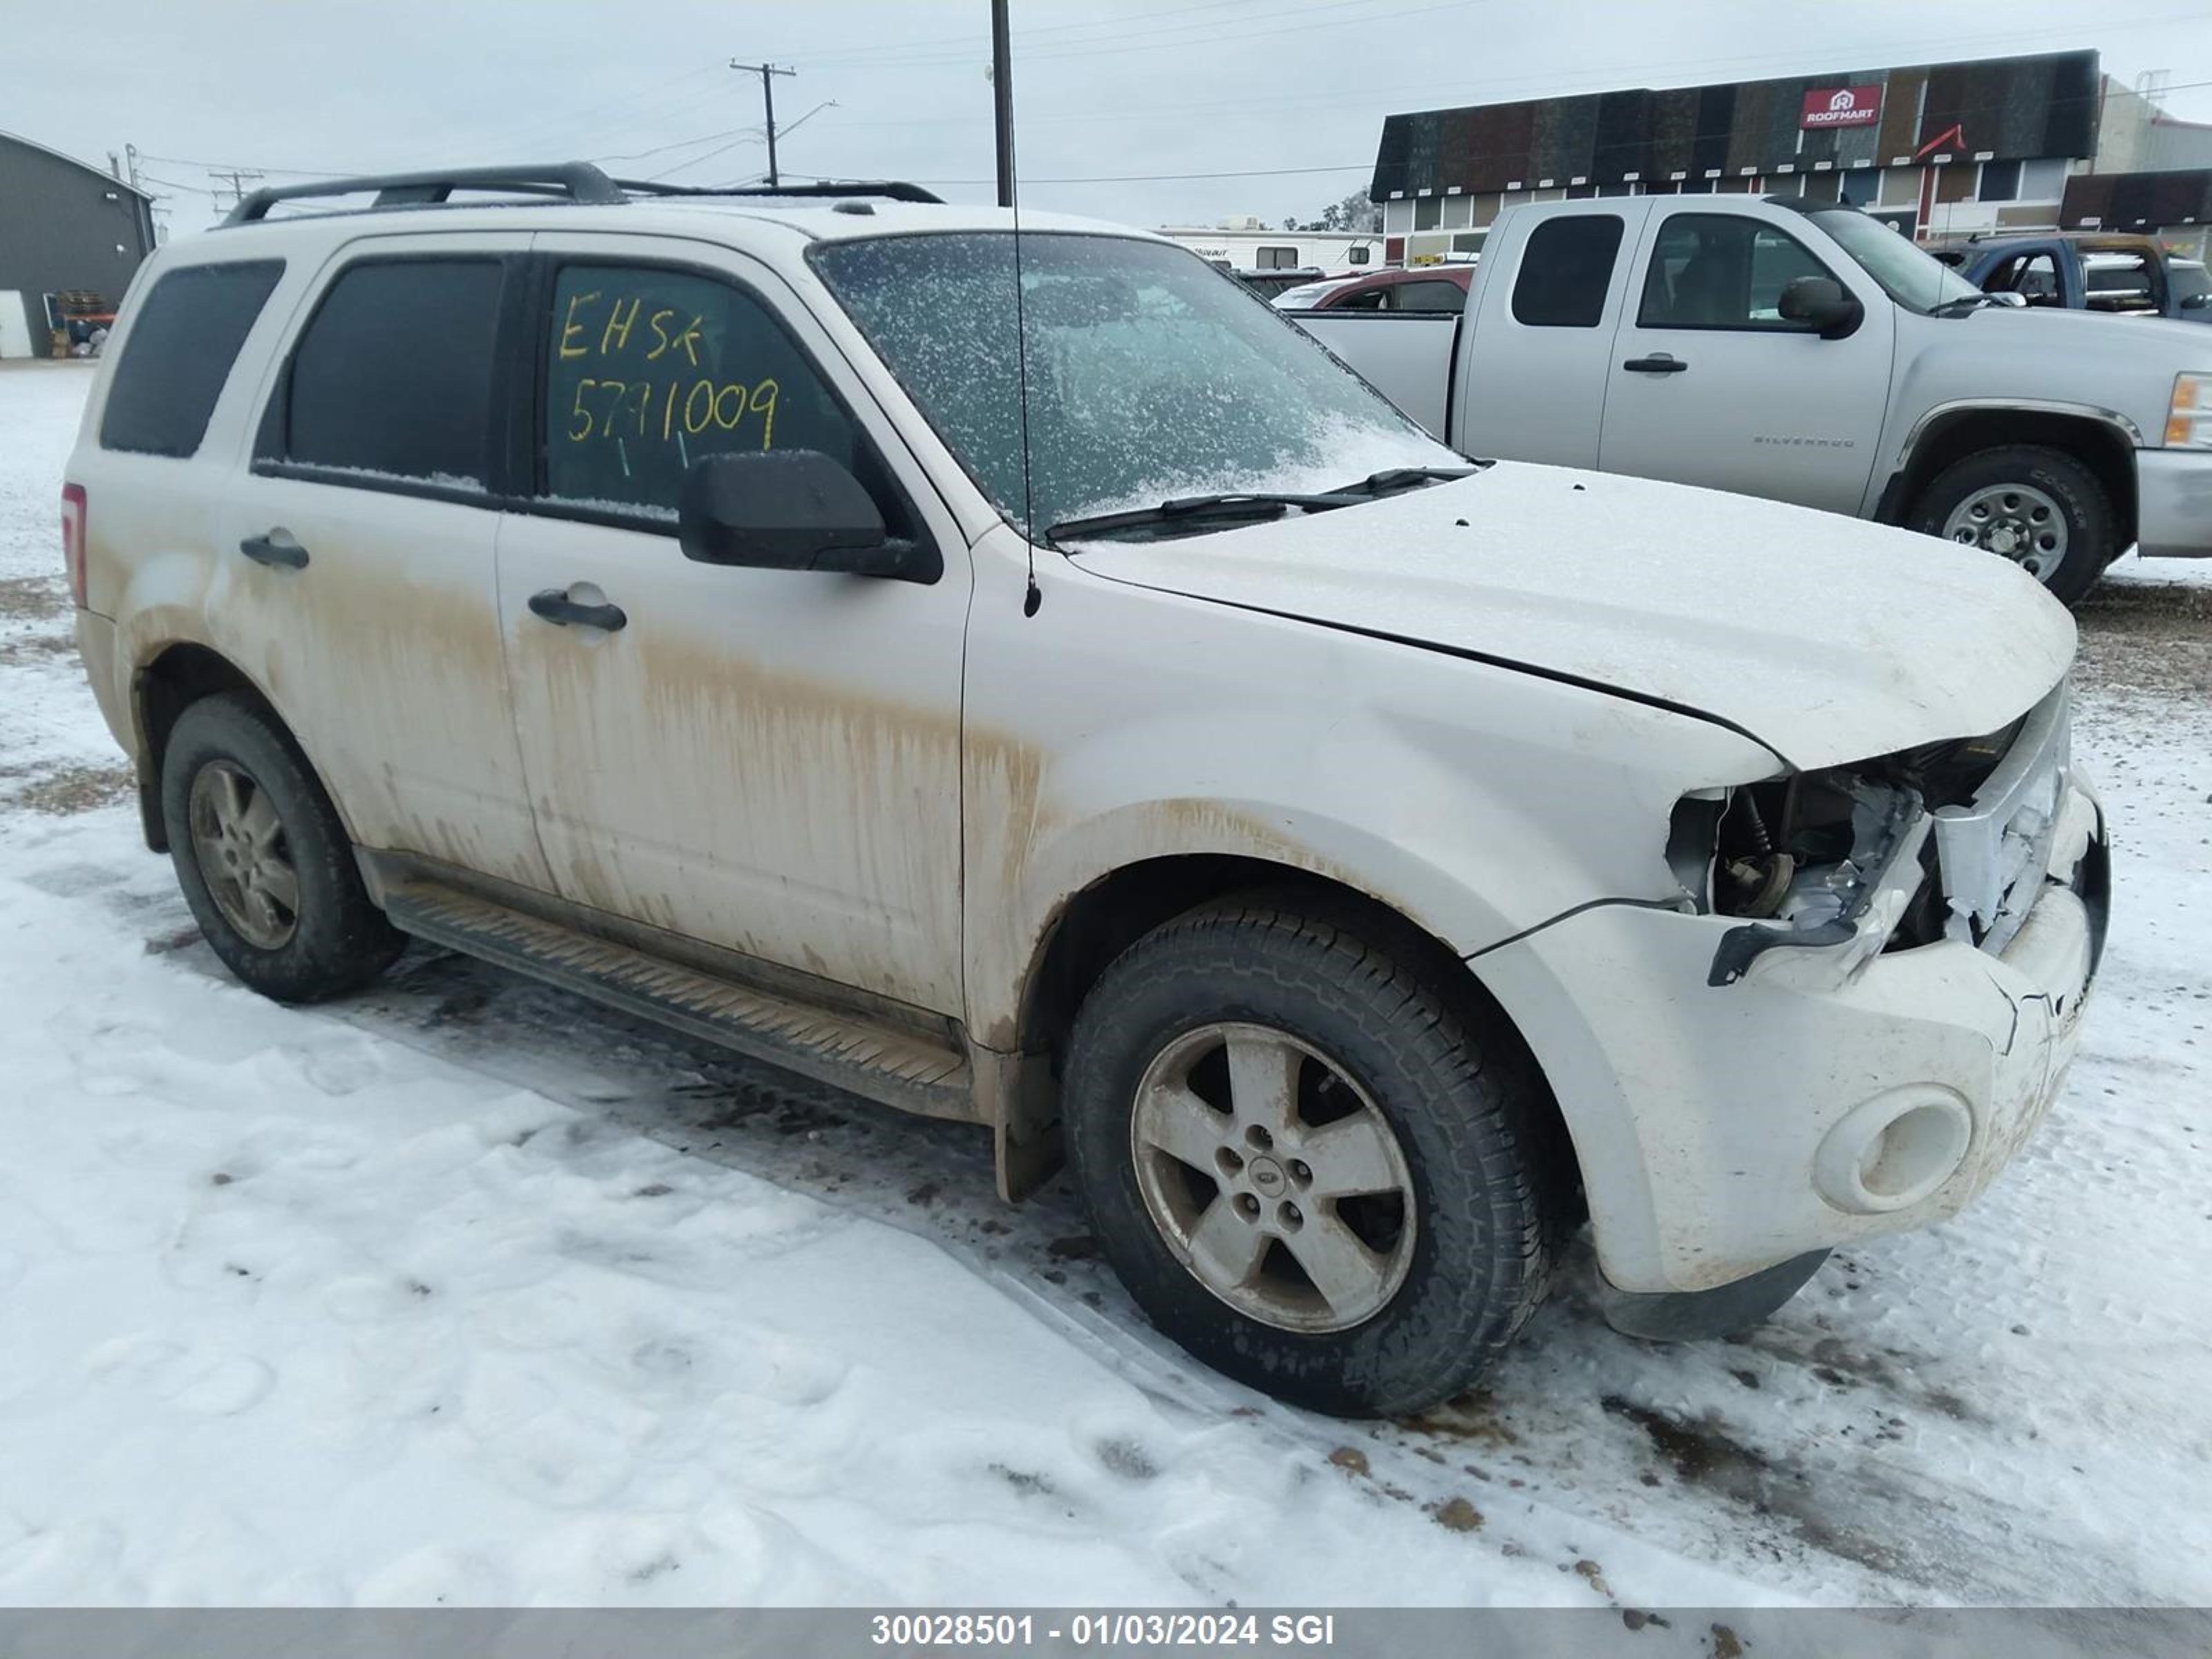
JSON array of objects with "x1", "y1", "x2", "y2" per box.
[
  {"x1": 678, "y1": 450, "x2": 936, "y2": 581},
  {"x1": 1778, "y1": 274, "x2": 1865, "y2": 339},
  {"x1": 2182, "y1": 291, "x2": 2211, "y2": 311}
]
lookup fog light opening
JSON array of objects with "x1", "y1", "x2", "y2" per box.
[
  {"x1": 1815, "y1": 1088, "x2": 1974, "y2": 1215},
  {"x1": 1859, "y1": 1104, "x2": 1969, "y2": 1201}
]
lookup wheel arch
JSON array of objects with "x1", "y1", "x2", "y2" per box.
[
  {"x1": 986, "y1": 850, "x2": 1584, "y2": 1222},
  {"x1": 131, "y1": 642, "x2": 350, "y2": 852},
  {"x1": 1876, "y1": 403, "x2": 2138, "y2": 552}
]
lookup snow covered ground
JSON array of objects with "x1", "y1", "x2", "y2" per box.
[{"x1": 1, "y1": 359, "x2": 2206, "y2": 1611}]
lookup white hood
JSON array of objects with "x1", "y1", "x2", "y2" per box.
[{"x1": 1065, "y1": 462, "x2": 2077, "y2": 769}]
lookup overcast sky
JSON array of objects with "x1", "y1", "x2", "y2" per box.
[{"x1": 8, "y1": 0, "x2": 2211, "y2": 234}]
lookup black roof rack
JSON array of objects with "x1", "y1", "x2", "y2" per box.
[
  {"x1": 615, "y1": 178, "x2": 944, "y2": 205},
  {"x1": 223, "y1": 162, "x2": 941, "y2": 225}
]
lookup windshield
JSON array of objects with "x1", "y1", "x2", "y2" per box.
[
  {"x1": 1806, "y1": 208, "x2": 1987, "y2": 312},
  {"x1": 811, "y1": 232, "x2": 1455, "y2": 538}
]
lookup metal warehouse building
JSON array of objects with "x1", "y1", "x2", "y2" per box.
[
  {"x1": 0, "y1": 130, "x2": 157, "y2": 358},
  {"x1": 1371, "y1": 50, "x2": 2212, "y2": 263}
]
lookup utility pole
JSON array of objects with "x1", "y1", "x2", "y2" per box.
[
  {"x1": 124, "y1": 142, "x2": 142, "y2": 194},
  {"x1": 991, "y1": 0, "x2": 1015, "y2": 208},
  {"x1": 208, "y1": 168, "x2": 264, "y2": 215},
  {"x1": 731, "y1": 61, "x2": 796, "y2": 188}
]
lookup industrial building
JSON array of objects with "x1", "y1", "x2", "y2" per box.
[
  {"x1": 0, "y1": 130, "x2": 157, "y2": 357},
  {"x1": 1371, "y1": 50, "x2": 2212, "y2": 263}
]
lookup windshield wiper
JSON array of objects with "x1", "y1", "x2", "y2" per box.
[
  {"x1": 1048, "y1": 490, "x2": 1357, "y2": 543},
  {"x1": 1339, "y1": 465, "x2": 1485, "y2": 497},
  {"x1": 1929, "y1": 292, "x2": 2002, "y2": 316}
]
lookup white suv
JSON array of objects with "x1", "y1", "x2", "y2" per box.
[{"x1": 64, "y1": 165, "x2": 2108, "y2": 1416}]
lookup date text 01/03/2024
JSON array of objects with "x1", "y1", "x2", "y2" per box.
[{"x1": 870, "y1": 1615, "x2": 1339, "y2": 1647}]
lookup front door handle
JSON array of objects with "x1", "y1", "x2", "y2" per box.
[
  {"x1": 528, "y1": 588, "x2": 628, "y2": 632},
  {"x1": 239, "y1": 529, "x2": 309, "y2": 569},
  {"x1": 1622, "y1": 355, "x2": 1689, "y2": 374}
]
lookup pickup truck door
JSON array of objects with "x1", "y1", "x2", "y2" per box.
[
  {"x1": 492, "y1": 234, "x2": 971, "y2": 1016},
  {"x1": 1452, "y1": 201, "x2": 1652, "y2": 467},
  {"x1": 1599, "y1": 203, "x2": 1893, "y2": 514}
]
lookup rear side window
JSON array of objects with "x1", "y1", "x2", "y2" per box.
[
  {"x1": 264, "y1": 259, "x2": 505, "y2": 487},
  {"x1": 1395, "y1": 279, "x2": 1468, "y2": 312},
  {"x1": 1512, "y1": 216, "x2": 1622, "y2": 328},
  {"x1": 100, "y1": 261, "x2": 283, "y2": 458}
]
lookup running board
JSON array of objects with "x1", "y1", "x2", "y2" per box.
[{"x1": 380, "y1": 880, "x2": 975, "y2": 1122}]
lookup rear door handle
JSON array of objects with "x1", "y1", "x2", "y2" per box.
[
  {"x1": 529, "y1": 588, "x2": 628, "y2": 632},
  {"x1": 1622, "y1": 355, "x2": 1689, "y2": 374},
  {"x1": 239, "y1": 529, "x2": 309, "y2": 569}
]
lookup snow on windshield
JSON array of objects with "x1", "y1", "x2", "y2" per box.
[{"x1": 812, "y1": 232, "x2": 1456, "y2": 536}]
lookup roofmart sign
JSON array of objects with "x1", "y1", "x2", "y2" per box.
[{"x1": 1801, "y1": 86, "x2": 1882, "y2": 129}]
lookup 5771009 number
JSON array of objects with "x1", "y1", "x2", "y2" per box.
[{"x1": 565, "y1": 375, "x2": 780, "y2": 449}]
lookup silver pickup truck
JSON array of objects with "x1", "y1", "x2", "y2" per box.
[{"x1": 1293, "y1": 195, "x2": 2212, "y2": 603}]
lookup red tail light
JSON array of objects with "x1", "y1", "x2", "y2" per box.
[{"x1": 62, "y1": 483, "x2": 86, "y2": 610}]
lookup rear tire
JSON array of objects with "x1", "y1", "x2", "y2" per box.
[
  {"x1": 1063, "y1": 897, "x2": 1573, "y2": 1418},
  {"x1": 1906, "y1": 444, "x2": 2112, "y2": 606},
  {"x1": 160, "y1": 693, "x2": 403, "y2": 1003}
]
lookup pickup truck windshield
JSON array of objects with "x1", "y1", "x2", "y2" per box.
[
  {"x1": 1807, "y1": 208, "x2": 1987, "y2": 313},
  {"x1": 812, "y1": 232, "x2": 1455, "y2": 538}
]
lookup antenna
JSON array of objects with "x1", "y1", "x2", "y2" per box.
[{"x1": 993, "y1": 0, "x2": 1041, "y2": 617}]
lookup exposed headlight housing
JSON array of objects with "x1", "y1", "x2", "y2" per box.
[{"x1": 2168, "y1": 372, "x2": 2212, "y2": 449}]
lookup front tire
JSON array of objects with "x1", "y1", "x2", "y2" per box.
[
  {"x1": 160, "y1": 693, "x2": 403, "y2": 1003},
  {"x1": 1906, "y1": 444, "x2": 2113, "y2": 606},
  {"x1": 1063, "y1": 897, "x2": 1572, "y2": 1417}
]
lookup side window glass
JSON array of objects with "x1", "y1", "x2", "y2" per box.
[
  {"x1": 268, "y1": 259, "x2": 504, "y2": 486},
  {"x1": 1511, "y1": 215, "x2": 1623, "y2": 328},
  {"x1": 1397, "y1": 279, "x2": 1465, "y2": 312},
  {"x1": 1638, "y1": 215, "x2": 1832, "y2": 328},
  {"x1": 542, "y1": 264, "x2": 861, "y2": 520},
  {"x1": 2084, "y1": 253, "x2": 2157, "y2": 315},
  {"x1": 1994, "y1": 252, "x2": 2062, "y2": 305},
  {"x1": 100, "y1": 261, "x2": 284, "y2": 458},
  {"x1": 1335, "y1": 288, "x2": 1388, "y2": 310}
]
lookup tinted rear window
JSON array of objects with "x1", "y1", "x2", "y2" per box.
[
  {"x1": 268, "y1": 259, "x2": 505, "y2": 487},
  {"x1": 1512, "y1": 216, "x2": 1623, "y2": 328},
  {"x1": 100, "y1": 261, "x2": 284, "y2": 457}
]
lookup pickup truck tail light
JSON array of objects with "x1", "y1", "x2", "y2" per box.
[
  {"x1": 2168, "y1": 373, "x2": 2212, "y2": 448},
  {"x1": 62, "y1": 482, "x2": 87, "y2": 609}
]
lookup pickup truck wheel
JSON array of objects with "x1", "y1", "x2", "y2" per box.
[
  {"x1": 1906, "y1": 445, "x2": 2112, "y2": 605},
  {"x1": 1063, "y1": 898, "x2": 1570, "y2": 1418},
  {"x1": 160, "y1": 693, "x2": 404, "y2": 1004}
]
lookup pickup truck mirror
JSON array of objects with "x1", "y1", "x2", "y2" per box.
[
  {"x1": 679, "y1": 450, "x2": 925, "y2": 579},
  {"x1": 1778, "y1": 275, "x2": 1864, "y2": 340}
]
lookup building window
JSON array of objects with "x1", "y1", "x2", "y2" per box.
[
  {"x1": 1414, "y1": 196, "x2": 1443, "y2": 230},
  {"x1": 1839, "y1": 167, "x2": 1881, "y2": 207},
  {"x1": 1979, "y1": 159, "x2": 2023, "y2": 203},
  {"x1": 1383, "y1": 198, "x2": 1414, "y2": 234},
  {"x1": 2018, "y1": 158, "x2": 2070, "y2": 201},
  {"x1": 1451, "y1": 231, "x2": 1485, "y2": 254}
]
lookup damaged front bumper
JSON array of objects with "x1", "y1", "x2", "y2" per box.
[{"x1": 1476, "y1": 682, "x2": 2108, "y2": 1297}]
